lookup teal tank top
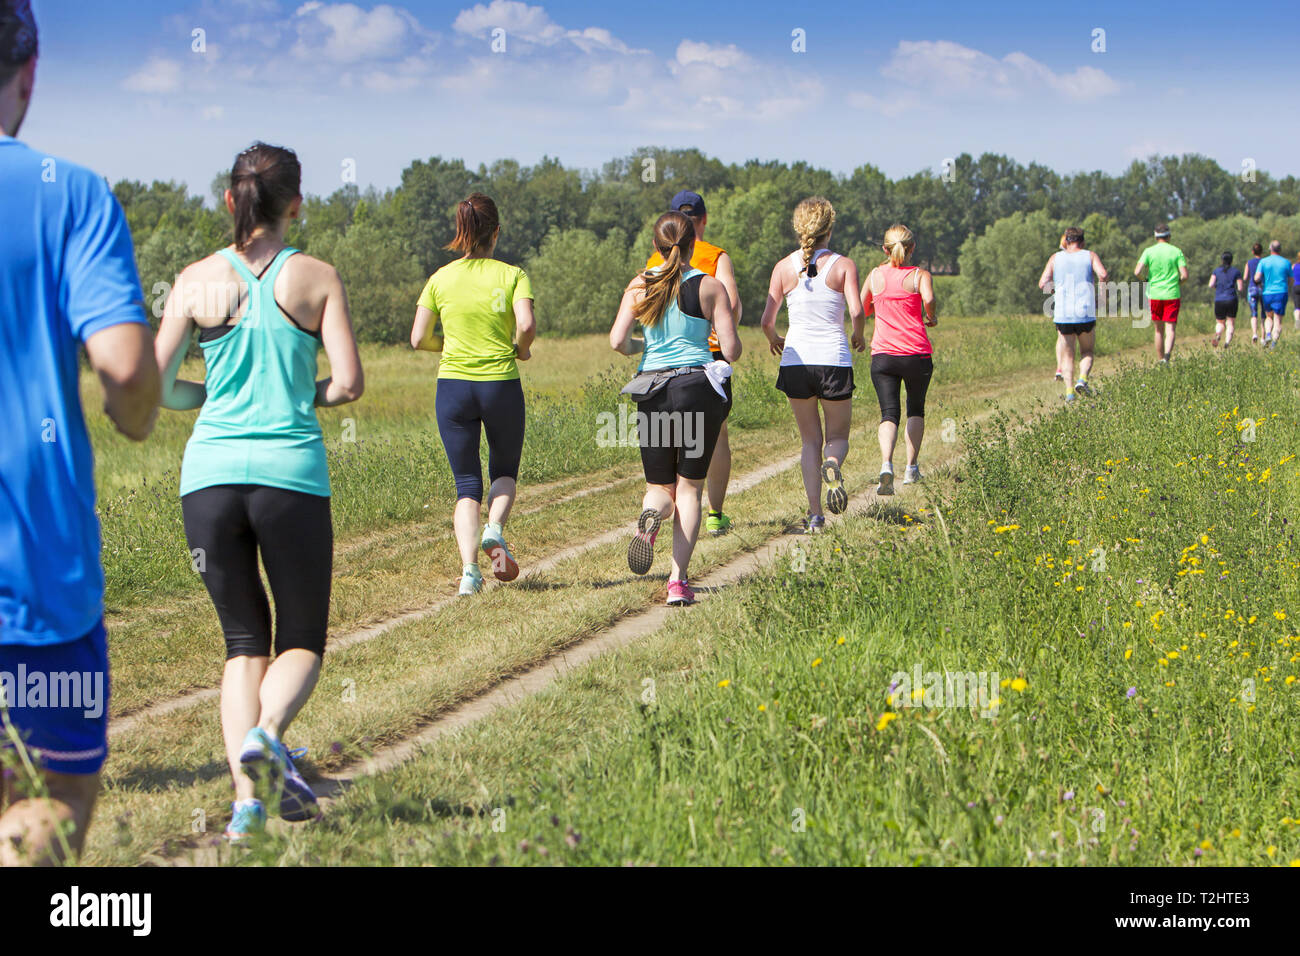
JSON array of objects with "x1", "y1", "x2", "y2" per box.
[
  {"x1": 638, "y1": 268, "x2": 714, "y2": 371},
  {"x1": 179, "y1": 247, "x2": 330, "y2": 498}
]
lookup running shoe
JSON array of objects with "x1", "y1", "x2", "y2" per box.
[
  {"x1": 1054, "y1": 368, "x2": 1064, "y2": 382},
  {"x1": 1074, "y1": 379, "x2": 1091, "y2": 396},
  {"x1": 1252, "y1": 335, "x2": 1259, "y2": 344},
  {"x1": 822, "y1": 459, "x2": 848, "y2": 514},
  {"x1": 876, "y1": 468, "x2": 895, "y2": 496},
  {"x1": 802, "y1": 513, "x2": 826, "y2": 534},
  {"x1": 1211, "y1": 334, "x2": 1220, "y2": 348},
  {"x1": 705, "y1": 510, "x2": 732, "y2": 536},
  {"x1": 238, "y1": 727, "x2": 319, "y2": 822},
  {"x1": 1263, "y1": 334, "x2": 1272, "y2": 347},
  {"x1": 666, "y1": 580, "x2": 696, "y2": 606},
  {"x1": 1064, "y1": 392, "x2": 1077, "y2": 403},
  {"x1": 628, "y1": 508, "x2": 662, "y2": 575},
  {"x1": 458, "y1": 564, "x2": 484, "y2": 596},
  {"x1": 225, "y1": 799, "x2": 266, "y2": 843},
  {"x1": 480, "y1": 522, "x2": 519, "y2": 582},
  {"x1": 902, "y1": 465, "x2": 923, "y2": 485}
]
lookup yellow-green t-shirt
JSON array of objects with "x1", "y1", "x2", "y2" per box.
[{"x1": 417, "y1": 258, "x2": 533, "y2": 381}]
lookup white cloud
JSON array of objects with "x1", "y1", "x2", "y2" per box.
[
  {"x1": 291, "y1": 2, "x2": 431, "y2": 64},
  {"x1": 452, "y1": 0, "x2": 642, "y2": 54},
  {"x1": 882, "y1": 40, "x2": 1120, "y2": 102},
  {"x1": 123, "y1": 57, "x2": 183, "y2": 93},
  {"x1": 672, "y1": 40, "x2": 753, "y2": 72}
]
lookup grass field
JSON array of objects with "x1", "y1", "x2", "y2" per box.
[{"x1": 62, "y1": 308, "x2": 1286, "y2": 866}]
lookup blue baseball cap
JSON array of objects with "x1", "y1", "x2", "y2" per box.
[
  {"x1": 669, "y1": 190, "x2": 706, "y2": 218},
  {"x1": 0, "y1": 0, "x2": 36, "y2": 67}
]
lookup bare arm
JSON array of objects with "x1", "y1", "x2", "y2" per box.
[
  {"x1": 1179, "y1": 265, "x2": 1189, "y2": 282},
  {"x1": 513, "y1": 297, "x2": 536, "y2": 361},
  {"x1": 919, "y1": 269, "x2": 937, "y2": 326},
  {"x1": 1038, "y1": 255, "x2": 1056, "y2": 291},
  {"x1": 860, "y1": 267, "x2": 876, "y2": 318},
  {"x1": 610, "y1": 279, "x2": 644, "y2": 356},
  {"x1": 837, "y1": 257, "x2": 866, "y2": 352},
  {"x1": 316, "y1": 268, "x2": 363, "y2": 407},
  {"x1": 701, "y1": 275, "x2": 740, "y2": 363},
  {"x1": 713, "y1": 252, "x2": 743, "y2": 324},
  {"x1": 154, "y1": 276, "x2": 206, "y2": 411},
  {"x1": 1207, "y1": 273, "x2": 1217, "y2": 289},
  {"x1": 1090, "y1": 251, "x2": 1108, "y2": 283},
  {"x1": 411, "y1": 305, "x2": 442, "y2": 351},
  {"x1": 86, "y1": 322, "x2": 160, "y2": 441},
  {"x1": 759, "y1": 261, "x2": 787, "y2": 356}
]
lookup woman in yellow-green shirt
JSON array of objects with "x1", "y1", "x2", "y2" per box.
[{"x1": 411, "y1": 193, "x2": 537, "y2": 596}]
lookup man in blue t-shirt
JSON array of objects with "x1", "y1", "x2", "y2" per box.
[
  {"x1": 1252, "y1": 240, "x2": 1292, "y2": 348},
  {"x1": 0, "y1": 1, "x2": 159, "y2": 864}
]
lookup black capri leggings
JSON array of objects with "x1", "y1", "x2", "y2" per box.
[
  {"x1": 181, "y1": 484, "x2": 333, "y2": 659},
  {"x1": 435, "y1": 377, "x2": 526, "y2": 502},
  {"x1": 870, "y1": 353, "x2": 934, "y2": 425}
]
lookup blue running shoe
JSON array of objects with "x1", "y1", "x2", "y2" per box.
[
  {"x1": 239, "y1": 727, "x2": 319, "y2": 822},
  {"x1": 459, "y1": 563, "x2": 484, "y2": 596},
  {"x1": 225, "y1": 798, "x2": 266, "y2": 843}
]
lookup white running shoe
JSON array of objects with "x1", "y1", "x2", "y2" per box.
[{"x1": 902, "y1": 465, "x2": 922, "y2": 485}]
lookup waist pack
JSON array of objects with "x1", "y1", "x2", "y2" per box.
[{"x1": 620, "y1": 365, "x2": 705, "y2": 402}]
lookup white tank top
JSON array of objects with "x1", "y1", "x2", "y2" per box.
[{"x1": 781, "y1": 249, "x2": 851, "y2": 367}]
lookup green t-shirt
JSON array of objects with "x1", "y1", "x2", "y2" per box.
[
  {"x1": 1138, "y1": 242, "x2": 1188, "y2": 300},
  {"x1": 417, "y1": 258, "x2": 533, "y2": 381}
]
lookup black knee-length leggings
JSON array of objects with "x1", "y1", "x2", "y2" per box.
[
  {"x1": 870, "y1": 353, "x2": 933, "y2": 424},
  {"x1": 435, "y1": 377, "x2": 526, "y2": 502}
]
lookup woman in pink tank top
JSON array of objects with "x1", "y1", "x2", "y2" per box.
[{"x1": 860, "y1": 224, "x2": 936, "y2": 496}]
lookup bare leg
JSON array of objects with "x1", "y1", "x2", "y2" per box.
[
  {"x1": 222, "y1": 654, "x2": 269, "y2": 802},
  {"x1": 706, "y1": 423, "x2": 731, "y2": 515},
  {"x1": 1153, "y1": 324, "x2": 1164, "y2": 358},
  {"x1": 0, "y1": 770, "x2": 99, "y2": 866},
  {"x1": 670, "y1": 476, "x2": 705, "y2": 580},
  {"x1": 788, "y1": 397, "x2": 825, "y2": 516},
  {"x1": 642, "y1": 482, "x2": 675, "y2": 522},
  {"x1": 821, "y1": 398, "x2": 851, "y2": 470},
  {"x1": 1223, "y1": 318, "x2": 1234, "y2": 349},
  {"x1": 257, "y1": 649, "x2": 321, "y2": 741},
  {"x1": 1077, "y1": 330, "x2": 1095, "y2": 380},
  {"x1": 1056, "y1": 333, "x2": 1075, "y2": 390},
  {"x1": 903, "y1": 416, "x2": 925, "y2": 468},
  {"x1": 486, "y1": 476, "x2": 516, "y2": 527},
  {"x1": 878, "y1": 419, "x2": 898, "y2": 471},
  {"x1": 452, "y1": 497, "x2": 481, "y2": 567}
]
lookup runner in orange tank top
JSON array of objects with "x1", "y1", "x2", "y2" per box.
[{"x1": 645, "y1": 191, "x2": 742, "y2": 536}]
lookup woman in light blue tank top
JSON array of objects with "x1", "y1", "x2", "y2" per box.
[
  {"x1": 153, "y1": 143, "x2": 364, "y2": 841},
  {"x1": 1037, "y1": 226, "x2": 1108, "y2": 401},
  {"x1": 610, "y1": 211, "x2": 741, "y2": 606}
]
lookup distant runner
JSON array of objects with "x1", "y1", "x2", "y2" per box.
[
  {"x1": 1206, "y1": 251, "x2": 1242, "y2": 349},
  {"x1": 760, "y1": 197, "x2": 866, "y2": 528},
  {"x1": 411, "y1": 193, "x2": 536, "y2": 596},
  {"x1": 155, "y1": 143, "x2": 364, "y2": 841},
  {"x1": 1244, "y1": 243, "x2": 1264, "y2": 343},
  {"x1": 1253, "y1": 240, "x2": 1290, "y2": 348},
  {"x1": 862, "y1": 224, "x2": 937, "y2": 492},
  {"x1": 1038, "y1": 226, "x2": 1107, "y2": 401},
  {"x1": 0, "y1": 0, "x2": 160, "y2": 864},
  {"x1": 1134, "y1": 225, "x2": 1189, "y2": 363},
  {"x1": 645, "y1": 191, "x2": 742, "y2": 536},
  {"x1": 611, "y1": 211, "x2": 740, "y2": 605}
]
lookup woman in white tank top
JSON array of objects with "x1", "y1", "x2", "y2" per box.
[{"x1": 760, "y1": 197, "x2": 866, "y2": 532}]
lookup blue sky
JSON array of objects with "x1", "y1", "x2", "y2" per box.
[{"x1": 22, "y1": 0, "x2": 1294, "y2": 198}]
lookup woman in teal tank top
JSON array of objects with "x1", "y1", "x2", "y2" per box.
[
  {"x1": 153, "y1": 143, "x2": 364, "y2": 842},
  {"x1": 610, "y1": 211, "x2": 741, "y2": 607}
]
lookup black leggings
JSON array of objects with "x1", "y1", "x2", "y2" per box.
[
  {"x1": 870, "y1": 353, "x2": 933, "y2": 425},
  {"x1": 435, "y1": 377, "x2": 526, "y2": 501},
  {"x1": 636, "y1": 369, "x2": 728, "y2": 484},
  {"x1": 181, "y1": 485, "x2": 333, "y2": 659}
]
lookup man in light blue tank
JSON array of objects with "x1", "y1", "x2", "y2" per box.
[
  {"x1": 0, "y1": 0, "x2": 160, "y2": 864},
  {"x1": 1038, "y1": 226, "x2": 1108, "y2": 401}
]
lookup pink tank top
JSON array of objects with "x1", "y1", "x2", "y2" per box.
[{"x1": 870, "y1": 265, "x2": 932, "y2": 356}]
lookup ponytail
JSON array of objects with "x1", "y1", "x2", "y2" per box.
[
  {"x1": 446, "y1": 193, "x2": 500, "y2": 256},
  {"x1": 882, "y1": 223, "x2": 915, "y2": 267},
  {"x1": 229, "y1": 143, "x2": 301, "y2": 251},
  {"x1": 635, "y1": 212, "x2": 694, "y2": 328}
]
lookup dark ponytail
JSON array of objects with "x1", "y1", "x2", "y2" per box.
[
  {"x1": 229, "y1": 142, "x2": 301, "y2": 251},
  {"x1": 445, "y1": 193, "x2": 499, "y2": 256}
]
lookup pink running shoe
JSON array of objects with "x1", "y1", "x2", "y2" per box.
[{"x1": 666, "y1": 579, "x2": 696, "y2": 606}]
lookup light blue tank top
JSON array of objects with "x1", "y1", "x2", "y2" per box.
[
  {"x1": 1052, "y1": 250, "x2": 1096, "y2": 323},
  {"x1": 179, "y1": 247, "x2": 330, "y2": 498},
  {"x1": 639, "y1": 268, "x2": 714, "y2": 371}
]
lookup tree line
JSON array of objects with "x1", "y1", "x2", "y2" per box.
[{"x1": 116, "y1": 148, "x2": 1300, "y2": 341}]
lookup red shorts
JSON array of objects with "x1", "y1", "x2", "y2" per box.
[{"x1": 1149, "y1": 299, "x2": 1181, "y2": 324}]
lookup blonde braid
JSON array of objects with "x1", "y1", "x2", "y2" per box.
[{"x1": 792, "y1": 197, "x2": 836, "y2": 275}]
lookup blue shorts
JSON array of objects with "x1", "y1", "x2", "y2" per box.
[
  {"x1": 0, "y1": 620, "x2": 110, "y2": 775},
  {"x1": 1248, "y1": 290, "x2": 1261, "y2": 317},
  {"x1": 1262, "y1": 293, "x2": 1288, "y2": 315}
]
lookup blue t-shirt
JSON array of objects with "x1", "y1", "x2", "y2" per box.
[
  {"x1": 1213, "y1": 265, "x2": 1242, "y2": 302},
  {"x1": 1293, "y1": 262, "x2": 1300, "y2": 289},
  {"x1": 1255, "y1": 254, "x2": 1291, "y2": 296},
  {"x1": 0, "y1": 136, "x2": 147, "y2": 646}
]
